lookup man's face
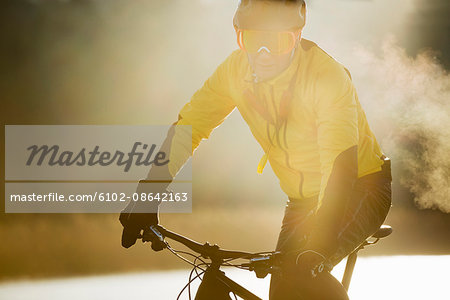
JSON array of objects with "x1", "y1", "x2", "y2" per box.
[{"x1": 234, "y1": 1, "x2": 305, "y2": 82}]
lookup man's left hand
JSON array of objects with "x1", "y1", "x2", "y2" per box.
[{"x1": 294, "y1": 250, "x2": 326, "y2": 278}]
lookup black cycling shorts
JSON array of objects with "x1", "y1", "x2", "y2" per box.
[{"x1": 269, "y1": 157, "x2": 392, "y2": 300}]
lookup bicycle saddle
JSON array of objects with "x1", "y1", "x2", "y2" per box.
[{"x1": 371, "y1": 225, "x2": 393, "y2": 239}]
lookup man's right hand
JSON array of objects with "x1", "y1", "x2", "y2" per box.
[
  {"x1": 119, "y1": 210, "x2": 159, "y2": 249},
  {"x1": 119, "y1": 180, "x2": 165, "y2": 249}
]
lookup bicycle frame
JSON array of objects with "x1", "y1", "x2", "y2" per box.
[
  {"x1": 140, "y1": 224, "x2": 392, "y2": 299},
  {"x1": 195, "y1": 264, "x2": 261, "y2": 300}
]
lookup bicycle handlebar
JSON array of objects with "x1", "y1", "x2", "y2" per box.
[{"x1": 139, "y1": 225, "x2": 266, "y2": 261}]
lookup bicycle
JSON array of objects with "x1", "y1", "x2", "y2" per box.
[{"x1": 138, "y1": 224, "x2": 392, "y2": 300}]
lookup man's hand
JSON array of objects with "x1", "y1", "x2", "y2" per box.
[
  {"x1": 294, "y1": 250, "x2": 326, "y2": 278},
  {"x1": 119, "y1": 180, "x2": 165, "y2": 249},
  {"x1": 119, "y1": 210, "x2": 158, "y2": 248},
  {"x1": 281, "y1": 248, "x2": 326, "y2": 279}
]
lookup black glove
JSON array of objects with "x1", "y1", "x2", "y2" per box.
[
  {"x1": 119, "y1": 180, "x2": 166, "y2": 249},
  {"x1": 294, "y1": 250, "x2": 326, "y2": 278},
  {"x1": 291, "y1": 225, "x2": 335, "y2": 278}
]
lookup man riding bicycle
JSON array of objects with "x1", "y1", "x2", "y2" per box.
[{"x1": 120, "y1": 1, "x2": 392, "y2": 299}]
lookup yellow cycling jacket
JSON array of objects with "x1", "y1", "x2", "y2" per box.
[{"x1": 165, "y1": 38, "x2": 385, "y2": 207}]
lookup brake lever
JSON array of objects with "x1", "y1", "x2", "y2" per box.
[
  {"x1": 138, "y1": 225, "x2": 166, "y2": 252},
  {"x1": 251, "y1": 256, "x2": 271, "y2": 278},
  {"x1": 245, "y1": 252, "x2": 281, "y2": 279},
  {"x1": 150, "y1": 225, "x2": 164, "y2": 242}
]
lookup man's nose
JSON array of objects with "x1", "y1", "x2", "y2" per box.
[
  {"x1": 256, "y1": 46, "x2": 272, "y2": 59},
  {"x1": 257, "y1": 46, "x2": 271, "y2": 54}
]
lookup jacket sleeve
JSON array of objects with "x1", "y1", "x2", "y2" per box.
[
  {"x1": 306, "y1": 63, "x2": 359, "y2": 257},
  {"x1": 164, "y1": 53, "x2": 237, "y2": 178}
]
